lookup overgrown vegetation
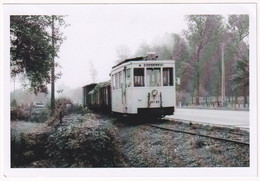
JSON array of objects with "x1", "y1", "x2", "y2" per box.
[
  {"x1": 11, "y1": 121, "x2": 50, "y2": 167},
  {"x1": 45, "y1": 114, "x2": 125, "y2": 167},
  {"x1": 11, "y1": 98, "x2": 125, "y2": 167}
]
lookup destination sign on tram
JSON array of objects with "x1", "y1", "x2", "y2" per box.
[{"x1": 144, "y1": 63, "x2": 164, "y2": 67}]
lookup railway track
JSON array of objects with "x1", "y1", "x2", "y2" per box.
[{"x1": 146, "y1": 121, "x2": 249, "y2": 146}]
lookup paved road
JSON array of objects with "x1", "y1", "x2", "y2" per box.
[{"x1": 167, "y1": 108, "x2": 249, "y2": 129}]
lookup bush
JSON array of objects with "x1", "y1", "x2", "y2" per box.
[
  {"x1": 45, "y1": 113, "x2": 125, "y2": 167},
  {"x1": 67, "y1": 104, "x2": 86, "y2": 115},
  {"x1": 11, "y1": 112, "x2": 126, "y2": 168},
  {"x1": 46, "y1": 97, "x2": 88, "y2": 127},
  {"x1": 30, "y1": 109, "x2": 49, "y2": 123},
  {"x1": 11, "y1": 106, "x2": 29, "y2": 121},
  {"x1": 11, "y1": 123, "x2": 51, "y2": 167}
]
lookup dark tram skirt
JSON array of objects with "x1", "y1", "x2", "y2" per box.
[{"x1": 138, "y1": 107, "x2": 175, "y2": 116}]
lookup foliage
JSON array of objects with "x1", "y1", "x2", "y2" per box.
[
  {"x1": 46, "y1": 97, "x2": 88, "y2": 126},
  {"x1": 10, "y1": 88, "x2": 50, "y2": 106},
  {"x1": 228, "y1": 15, "x2": 249, "y2": 94},
  {"x1": 67, "y1": 104, "x2": 86, "y2": 115},
  {"x1": 184, "y1": 15, "x2": 224, "y2": 104},
  {"x1": 11, "y1": 103, "x2": 49, "y2": 123},
  {"x1": 227, "y1": 15, "x2": 249, "y2": 42},
  {"x1": 11, "y1": 113, "x2": 126, "y2": 168},
  {"x1": 45, "y1": 97, "x2": 73, "y2": 126},
  {"x1": 230, "y1": 44, "x2": 249, "y2": 91},
  {"x1": 45, "y1": 114, "x2": 125, "y2": 167},
  {"x1": 11, "y1": 121, "x2": 49, "y2": 167},
  {"x1": 10, "y1": 15, "x2": 68, "y2": 94},
  {"x1": 30, "y1": 109, "x2": 49, "y2": 123},
  {"x1": 11, "y1": 106, "x2": 29, "y2": 121},
  {"x1": 132, "y1": 15, "x2": 249, "y2": 106}
]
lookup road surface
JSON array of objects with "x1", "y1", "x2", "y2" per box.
[{"x1": 167, "y1": 108, "x2": 249, "y2": 129}]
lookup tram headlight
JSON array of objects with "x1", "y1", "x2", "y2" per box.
[{"x1": 152, "y1": 89, "x2": 158, "y2": 96}]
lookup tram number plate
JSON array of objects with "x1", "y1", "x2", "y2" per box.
[{"x1": 150, "y1": 100, "x2": 160, "y2": 104}]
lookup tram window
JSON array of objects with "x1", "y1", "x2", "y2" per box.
[
  {"x1": 112, "y1": 75, "x2": 115, "y2": 90},
  {"x1": 134, "y1": 68, "x2": 144, "y2": 87},
  {"x1": 115, "y1": 73, "x2": 119, "y2": 89},
  {"x1": 163, "y1": 68, "x2": 173, "y2": 86},
  {"x1": 146, "y1": 68, "x2": 161, "y2": 87},
  {"x1": 126, "y1": 69, "x2": 131, "y2": 87},
  {"x1": 119, "y1": 71, "x2": 122, "y2": 89},
  {"x1": 126, "y1": 69, "x2": 131, "y2": 78}
]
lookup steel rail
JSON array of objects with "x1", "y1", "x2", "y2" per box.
[
  {"x1": 166, "y1": 118, "x2": 249, "y2": 136},
  {"x1": 147, "y1": 123, "x2": 249, "y2": 146}
]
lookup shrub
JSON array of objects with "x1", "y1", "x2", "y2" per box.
[
  {"x1": 67, "y1": 104, "x2": 86, "y2": 115},
  {"x1": 11, "y1": 123, "x2": 51, "y2": 167},
  {"x1": 46, "y1": 97, "x2": 86, "y2": 126},
  {"x1": 30, "y1": 109, "x2": 49, "y2": 123},
  {"x1": 45, "y1": 114, "x2": 126, "y2": 167},
  {"x1": 11, "y1": 112, "x2": 126, "y2": 168},
  {"x1": 11, "y1": 106, "x2": 30, "y2": 121}
]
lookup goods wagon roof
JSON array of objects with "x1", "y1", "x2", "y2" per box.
[
  {"x1": 82, "y1": 83, "x2": 97, "y2": 89},
  {"x1": 93, "y1": 80, "x2": 111, "y2": 91}
]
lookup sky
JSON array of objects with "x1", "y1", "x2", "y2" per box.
[
  {"x1": 56, "y1": 4, "x2": 188, "y2": 88},
  {"x1": 4, "y1": 3, "x2": 256, "y2": 90}
]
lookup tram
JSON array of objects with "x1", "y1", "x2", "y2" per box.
[{"x1": 110, "y1": 52, "x2": 176, "y2": 117}]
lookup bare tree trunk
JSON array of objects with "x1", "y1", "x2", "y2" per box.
[{"x1": 196, "y1": 49, "x2": 201, "y2": 105}]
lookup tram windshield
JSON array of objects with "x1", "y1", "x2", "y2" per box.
[
  {"x1": 146, "y1": 68, "x2": 161, "y2": 87},
  {"x1": 134, "y1": 68, "x2": 145, "y2": 87}
]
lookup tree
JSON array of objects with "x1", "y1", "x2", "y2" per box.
[
  {"x1": 227, "y1": 15, "x2": 249, "y2": 106},
  {"x1": 115, "y1": 45, "x2": 132, "y2": 63},
  {"x1": 230, "y1": 44, "x2": 249, "y2": 88},
  {"x1": 184, "y1": 15, "x2": 224, "y2": 105},
  {"x1": 10, "y1": 15, "x2": 67, "y2": 94},
  {"x1": 10, "y1": 15, "x2": 68, "y2": 114},
  {"x1": 172, "y1": 34, "x2": 190, "y2": 81},
  {"x1": 172, "y1": 34, "x2": 193, "y2": 103}
]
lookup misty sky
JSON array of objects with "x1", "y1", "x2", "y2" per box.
[
  {"x1": 56, "y1": 4, "x2": 188, "y2": 88},
  {"x1": 4, "y1": 3, "x2": 255, "y2": 90}
]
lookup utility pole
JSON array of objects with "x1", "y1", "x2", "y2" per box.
[
  {"x1": 221, "y1": 42, "x2": 225, "y2": 107},
  {"x1": 51, "y1": 15, "x2": 55, "y2": 115}
]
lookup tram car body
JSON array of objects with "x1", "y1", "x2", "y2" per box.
[
  {"x1": 82, "y1": 53, "x2": 176, "y2": 117},
  {"x1": 110, "y1": 53, "x2": 176, "y2": 117}
]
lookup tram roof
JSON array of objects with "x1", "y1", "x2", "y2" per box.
[{"x1": 112, "y1": 57, "x2": 144, "y2": 69}]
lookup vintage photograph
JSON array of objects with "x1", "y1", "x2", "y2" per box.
[{"x1": 2, "y1": 3, "x2": 257, "y2": 178}]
